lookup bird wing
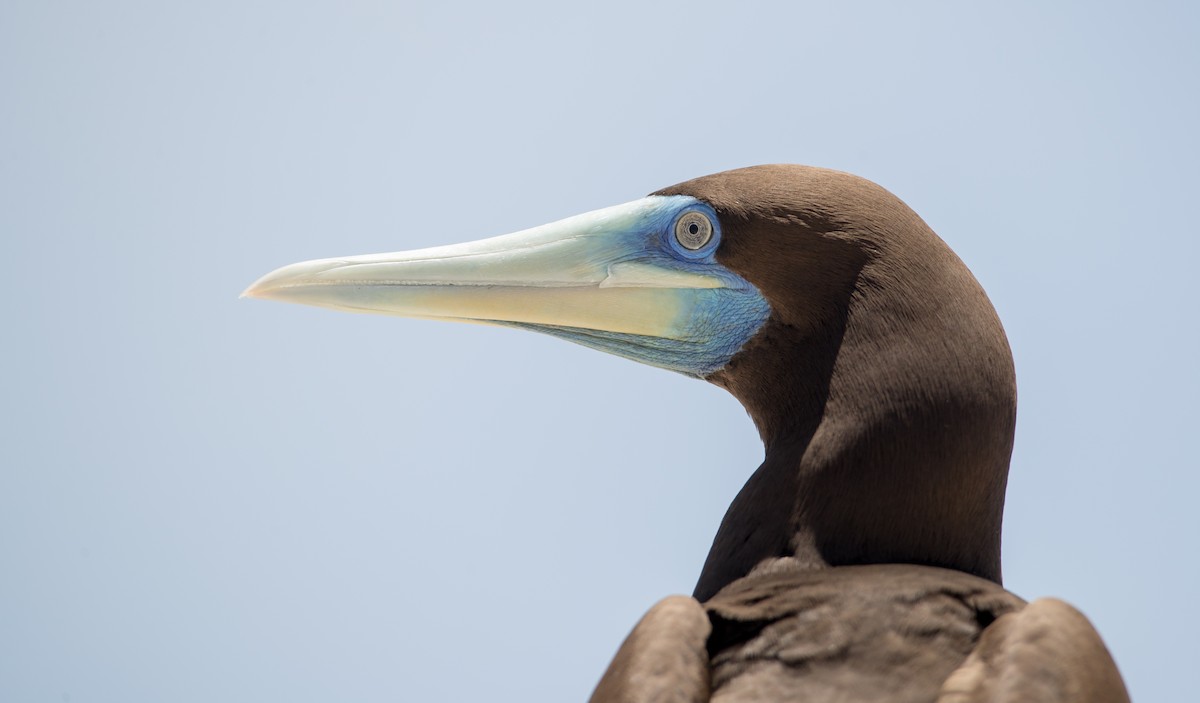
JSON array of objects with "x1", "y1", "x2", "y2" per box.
[
  {"x1": 937, "y1": 598, "x2": 1130, "y2": 703},
  {"x1": 589, "y1": 595, "x2": 712, "y2": 703}
]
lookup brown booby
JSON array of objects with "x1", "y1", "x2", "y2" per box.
[{"x1": 244, "y1": 165, "x2": 1129, "y2": 702}]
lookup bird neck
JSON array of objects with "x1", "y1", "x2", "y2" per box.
[
  {"x1": 695, "y1": 260, "x2": 1015, "y2": 602},
  {"x1": 695, "y1": 370, "x2": 1012, "y2": 603}
]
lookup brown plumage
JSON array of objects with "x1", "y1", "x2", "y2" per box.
[{"x1": 589, "y1": 166, "x2": 1128, "y2": 702}]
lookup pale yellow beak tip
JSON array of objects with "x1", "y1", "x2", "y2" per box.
[
  {"x1": 240, "y1": 277, "x2": 272, "y2": 301},
  {"x1": 241, "y1": 259, "x2": 321, "y2": 301}
]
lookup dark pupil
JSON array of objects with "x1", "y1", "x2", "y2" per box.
[{"x1": 688, "y1": 223, "x2": 699, "y2": 235}]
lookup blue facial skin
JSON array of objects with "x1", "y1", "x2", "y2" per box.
[{"x1": 501, "y1": 196, "x2": 771, "y2": 378}]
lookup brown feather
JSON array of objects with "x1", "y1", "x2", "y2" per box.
[
  {"x1": 589, "y1": 165, "x2": 1131, "y2": 702},
  {"x1": 656, "y1": 165, "x2": 1015, "y2": 597}
]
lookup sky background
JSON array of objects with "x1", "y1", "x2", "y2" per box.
[{"x1": 2, "y1": 2, "x2": 1196, "y2": 701}]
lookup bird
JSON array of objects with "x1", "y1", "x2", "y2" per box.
[{"x1": 244, "y1": 165, "x2": 1130, "y2": 702}]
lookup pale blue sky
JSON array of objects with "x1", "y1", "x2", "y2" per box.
[{"x1": 1, "y1": 2, "x2": 1196, "y2": 701}]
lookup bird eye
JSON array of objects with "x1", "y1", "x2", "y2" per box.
[{"x1": 674, "y1": 211, "x2": 714, "y2": 251}]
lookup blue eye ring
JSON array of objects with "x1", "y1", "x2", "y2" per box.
[{"x1": 667, "y1": 205, "x2": 721, "y2": 259}]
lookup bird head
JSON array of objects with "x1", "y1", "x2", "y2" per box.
[{"x1": 245, "y1": 165, "x2": 1017, "y2": 589}]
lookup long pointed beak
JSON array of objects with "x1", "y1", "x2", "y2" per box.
[{"x1": 244, "y1": 195, "x2": 770, "y2": 376}]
